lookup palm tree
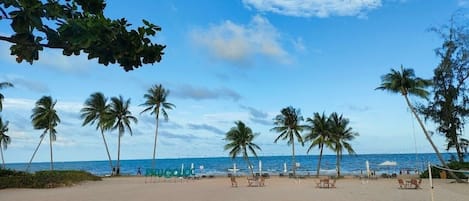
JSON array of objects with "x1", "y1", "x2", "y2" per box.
[
  {"x1": 0, "y1": 82, "x2": 13, "y2": 112},
  {"x1": 271, "y1": 106, "x2": 306, "y2": 177},
  {"x1": 0, "y1": 117, "x2": 11, "y2": 169},
  {"x1": 30, "y1": 96, "x2": 60, "y2": 171},
  {"x1": 109, "y1": 95, "x2": 137, "y2": 175},
  {"x1": 140, "y1": 84, "x2": 175, "y2": 170},
  {"x1": 80, "y1": 92, "x2": 114, "y2": 173},
  {"x1": 376, "y1": 66, "x2": 462, "y2": 181},
  {"x1": 328, "y1": 112, "x2": 358, "y2": 177},
  {"x1": 224, "y1": 121, "x2": 261, "y2": 178},
  {"x1": 304, "y1": 112, "x2": 332, "y2": 177}
]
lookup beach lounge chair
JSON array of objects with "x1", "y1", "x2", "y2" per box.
[
  {"x1": 397, "y1": 179, "x2": 406, "y2": 189},
  {"x1": 259, "y1": 176, "x2": 265, "y2": 187},
  {"x1": 247, "y1": 177, "x2": 259, "y2": 187},
  {"x1": 329, "y1": 179, "x2": 336, "y2": 188},
  {"x1": 230, "y1": 176, "x2": 238, "y2": 187},
  {"x1": 410, "y1": 178, "x2": 421, "y2": 189}
]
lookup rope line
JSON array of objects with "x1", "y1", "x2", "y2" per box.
[{"x1": 431, "y1": 164, "x2": 469, "y2": 173}]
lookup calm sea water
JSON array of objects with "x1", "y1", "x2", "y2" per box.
[{"x1": 4, "y1": 153, "x2": 463, "y2": 176}]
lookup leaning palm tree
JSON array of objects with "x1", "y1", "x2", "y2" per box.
[
  {"x1": 328, "y1": 112, "x2": 358, "y2": 177},
  {"x1": 81, "y1": 92, "x2": 114, "y2": 173},
  {"x1": 224, "y1": 121, "x2": 261, "y2": 178},
  {"x1": 304, "y1": 112, "x2": 332, "y2": 177},
  {"x1": 140, "y1": 84, "x2": 175, "y2": 170},
  {"x1": 271, "y1": 106, "x2": 306, "y2": 177},
  {"x1": 376, "y1": 66, "x2": 462, "y2": 181},
  {"x1": 108, "y1": 95, "x2": 137, "y2": 175},
  {"x1": 30, "y1": 96, "x2": 60, "y2": 171},
  {"x1": 0, "y1": 117, "x2": 11, "y2": 169},
  {"x1": 0, "y1": 82, "x2": 14, "y2": 112}
]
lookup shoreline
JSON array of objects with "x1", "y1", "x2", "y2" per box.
[{"x1": 2, "y1": 176, "x2": 467, "y2": 201}]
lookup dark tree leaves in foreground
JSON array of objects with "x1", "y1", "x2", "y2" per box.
[
  {"x1": 420, "y1": 17, "x2": 469, "y2": 162},
  {"x1": 0, "y1": 0, "x2": 165, "y2": 71}
]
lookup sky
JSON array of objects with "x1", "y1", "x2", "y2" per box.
[{"x1": 1, "y1": 0, "x2": 468, "y2": 163}]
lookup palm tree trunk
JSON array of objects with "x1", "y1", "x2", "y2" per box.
[
  {"x1": 245, "y1": 153, "x2": 255, "y2": 178},
  {"x1": 26, "y1": 133, "x2": 45, "y2": 171},
  {"x1": 117, "y1": 130, "x2": 122, "y2": 176},
  {"x1": 292, "y1": 141, "x2": 296, "y2": 177},
  {"x1": 336, "y1": 150, "x2": 341, "y2": 177},
  {"x1": 100, "y1": 129, "x2": 113, "y2": 173},
  {"x1": 453, "y1": 135, "x2": 464, "y2": 162},
  {"x1": 0, "y1": 144, "x2": 5, "y2": 169},
  {"x1": 152, "y1": 113, "x2": 160, "y2": 170},
  {"x1": 49, "y1": 131, "x2": 54, "y2": 171},
  {"x1": 316, "y1": 144, "x2": 324, "y2": 177},
  {"x1": 404, "y1": 95, "x2": 462, "y2": 182}
]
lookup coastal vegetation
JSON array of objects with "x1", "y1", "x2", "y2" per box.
[
  {"x1": 108, "y1": 96, "x2": 138, "y2": 175},
  {"x1": 328, "y1": 113, "x2": 358, "y2": 177},
  {"x1": 0, "y1": 169, "x2": 101, "y2": 189},
  {"x1": 81, "y1": 92, "x2": 115, "y2": 174},
  {"x1": 0, "y1": 82, "x2": 14, "y2": 112},
  {"x1": 0, "y1": 0, "x2": 165, "y2": 71},
  {"x1": 140, "y1": 84, "x2": 175, "y2": 171},
  {"x1": 304, "y1": 112, "x2": 359, "y2": 177},
  {"x1": 224, "y1": 121, "x2": 261, "y2": 177},
  {"x1": 419, "y1": 20, "x2": 469, "y2": 163},
  {"x1": 272, "y1": 106, "x2": 306, "y2": 177},
  {"x1": 0, "y1": 117, "x2": 11, "y2": 169},
  {"x1": 27, "y1": 96, "x2": 61, "y2": 171}
]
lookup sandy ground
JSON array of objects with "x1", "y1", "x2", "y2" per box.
[{"x1": 1, "y1": 176, "x2": 467, "y2": 201}]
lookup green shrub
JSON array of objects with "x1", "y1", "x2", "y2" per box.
[{"x1": 0, "y1": 169, "x2": 101, "y2": 189}]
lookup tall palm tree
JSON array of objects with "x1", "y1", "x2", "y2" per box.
[
  {"x1": 109, "y1": 95, "x2": 137, "y2": 175},
  {"x1": 304, "y1": 112, "x2": 332, "y2": 177},
  {"x1": 0, "y1": 82, "x2": 14, "y2": 112},
  {"x1": 271, "y1": 106, "x2": 306, "y2": 177},
  {"x1": 328, "y1": 112, "x2": 358, "y2": 177},
  {"x1": 375, "y1": 66, "x2": 462, "y2": 181},
  {"x1": 224, "y1": 121, "x2": 261, "y2": 178},
  {"x1": 30, "y1": 96, "x2": 60, "y2": 171},
  {"x1": 0, "y1": 117, "x2": 11, "y2": 169},
  {"x1": 80, "y1": 92, "x2": 114, "y2": 173},
  {"x1": 140, "y1": 84, "x2": 175, "y2": 170}
]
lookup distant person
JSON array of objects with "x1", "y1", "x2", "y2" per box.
[{"x1": 137, "y1": 167, "x2": 142, "y2": 176}]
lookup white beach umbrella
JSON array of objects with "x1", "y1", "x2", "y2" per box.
[
  {"x1": 379, "y1": 161, "x2": 397, "y2": 174},
  {"x1": 181, "y1": 163, "x2": 184, "y2": 174},
  {"x1": 366, "y1": 160, "x2": 370, "y2": 177},
  {"x1": 233, "y1": 163, "x2": 237, "y2": 175},
  {"x1": 259, "y1": 160, "x2": 262, "y2": 175},
  {"x1": 283, "y1": 162, "x2": 287, "y2": 173},
  {"x1": 379, "y1": 161, "x2": 397, "y2": 166}
]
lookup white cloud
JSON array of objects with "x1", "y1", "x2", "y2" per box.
[
  {"x1": 191, "y1": 15, "x2": 290, "y2": 65},
  {"x1": 242, "y1": 0, "x2": 382, "y2": 18}
]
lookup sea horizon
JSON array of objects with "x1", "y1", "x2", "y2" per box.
[{"x1": 4, "y1": 152, "x2": 465, "y2": 177}]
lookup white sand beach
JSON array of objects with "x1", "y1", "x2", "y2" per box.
[{"x1": 1, "y1": 176, "x2": 467, "y2": 201}]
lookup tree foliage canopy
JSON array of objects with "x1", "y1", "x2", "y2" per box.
[
  {"x1": 0, "y1": 0, "x2": 165, "y2": 71},
  {"x1": 420, "y1": 16, "x2": 469, "y2": 162}
]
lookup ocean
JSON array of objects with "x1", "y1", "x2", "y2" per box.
[{"x1": 4, "y1": 153, "x2": 463, "y2": 176}]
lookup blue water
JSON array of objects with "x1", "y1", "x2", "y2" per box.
[{"x1": 4, "y1": 153, "x2": 463, "y2": 176}]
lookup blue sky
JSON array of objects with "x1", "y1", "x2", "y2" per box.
[{"x1": 1, "y1": 0, "x2": 468, "y2": 163}]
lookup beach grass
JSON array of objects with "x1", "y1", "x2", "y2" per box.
[{"x1": 0, "y1": 169, "x2": 101, "y2": 189}]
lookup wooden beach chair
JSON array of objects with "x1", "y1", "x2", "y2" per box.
[
  {"x1": 329, "y1": 179, "x2": 336, "y2": 188},
  {"x1": 259, "y1": 176, "x2": 265, "y2": 187},
  {"x1": 410, "y1": 178, "x2": 421, "y2": 189},
  {"x1": 247, "y1": 177, "x2": 259, "y2": 187},
  {"x1": 230, "y1": 176, "x2": 238, "y2": 187},
  {"x1": 397, "y1": 179, "x2": 406, "y2": 189}
]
